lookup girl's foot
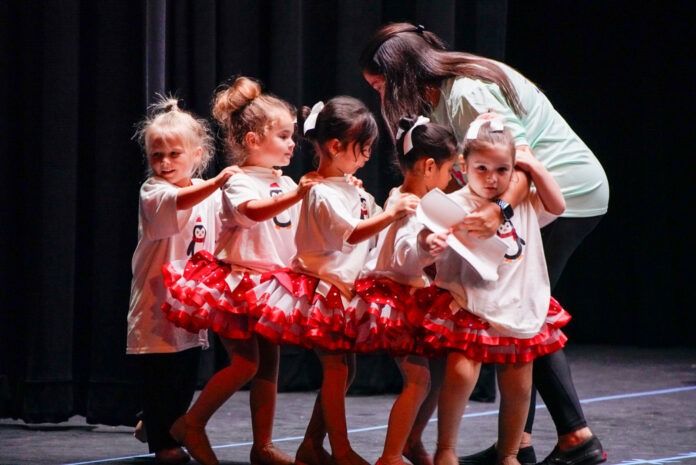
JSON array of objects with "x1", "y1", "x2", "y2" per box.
[
  {"x1": 376, "y1": 457, "x2": 410, "y2": 465},
  {"x1": 133, "y1": 420, "x2": 147, "y2": 443},
  {"x1": 403, "y1": 441, "x2": 433, "y2": 465},
  {"x1": 296, "y1": 441, "x2": 333, "y2": 465},
  {"x1": 332, "y1": 449, "x2": 370, "y2": 465},
  {"x1": 433, "y1": 447, "x2": 457, "y2": 465},
  {"x1": 155, "y1": 446, "x2": 191, "y2": 464},
  {"x1": 251, "y1": 443, "x2": 295, "y2": 465},
  {"x1": 169, "y1": 415, "x2": 219, "y2": 465}
]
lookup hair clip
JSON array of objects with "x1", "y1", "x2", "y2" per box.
[
  {"x1": 465, "y1": 115, "x2": 505, "y2": 140},
  {"x1": 303, "y1": 101, "x2": 324, "y2": 135},
  {"x1": 402, "y1": 115, "x2": 430, "y2": 155}
]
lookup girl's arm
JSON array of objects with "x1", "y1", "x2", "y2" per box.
[
  {"x1": 347, "y1": 193, "x2": 419, "y2": 244},
  {"x1": 515, "y1": 150, "x2": 565, "y2": 215},
  {"x1": 176, "y1": 165, "x2": 242, "y2": 210},
  {"x1": 237, "y1": 171, "x2": 322, "y2": 222}
]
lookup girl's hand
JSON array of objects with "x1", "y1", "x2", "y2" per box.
[
  {"x1": 458, "y1": 202, "x2": 501, "y2": 239},
  {"x1": 514, "y1": 147, "x2": 541, "y2": 173},
  {"x1": 297, "y1": 171, "x2": 323, "y2": 196},
  {"x1": 214, "y1": 165, "x2": 243, "y2": 188},
  {"x1": 424, "y1": 231, "x2": 450, "y2": 257},
  {"x1": 346, "y1": 174, "x2": 364, "y2": 189},
  {"x1": 388, "y1": 193, "x2": 420, "y2": 218}
]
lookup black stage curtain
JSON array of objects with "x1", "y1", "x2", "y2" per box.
[{"x1": 1, "y1": 0, "x2": 693, "y2": 425}]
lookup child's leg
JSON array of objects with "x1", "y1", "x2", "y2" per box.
[
  {"x1": 317, "y1": 349, "x2": 368, "y2": 465},
  {"x1": 435, "y1": 352, "x2": 481, "y2": 465},
  {"x1": 249, "y1": 338, "x2": 293, "y2": 465},
  {"x1": 141, "y1": 347, "x2": 200, "y2": 454},
  {"x1": 404, "y1": 356, "x2": 445, "y2": 465},
  {"x1": 171, "y1": 335, "x2": 260, "y2": 465},
  {"x1": 495, "y1": 362, "x2": 533, "y2": 465},
  {"x1": 296, "y1": 391, "x2": 332, "y2": 465},
  {"x1": 380, "y1": 354, "x2": 432, "y2": 465},
  {"x1": 296, "y1": 351, "x2": 359, "y2": 465}
]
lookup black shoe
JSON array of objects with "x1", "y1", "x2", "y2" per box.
[
  {"x1": 536, "y1": 436, "x2": 607, "y2": 465},
  {"x1": 459, "y1": 444, "x2": 536, "y2": 465}
]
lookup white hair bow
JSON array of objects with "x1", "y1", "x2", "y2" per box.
[
  {"x1": 465, "y1": 115, "x2": 505, "y2": 140},
  {"x1": 398, "y1": 115, "x2": 430, "y2": 155},
  {"x1": 303, "y1": 101, "x2": 324, "y2": 135}
]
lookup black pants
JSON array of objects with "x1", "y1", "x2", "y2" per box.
[
  {"x1": 138, "y1": 346, "x2": 201, "y2": 453},
  {"x1": 524, "y1": 215, "x2": 604, "y2": 435}
]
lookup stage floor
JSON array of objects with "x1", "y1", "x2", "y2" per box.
[{"x1": 1, "y1": 344, "x2": 695, "y2": 465}]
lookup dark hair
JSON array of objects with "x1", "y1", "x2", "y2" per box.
[
  {"x1": 462, "y1": 121, "x2": 516, "y2": 162},
  {"x1": 359, "y1": 22, "x2": 526, "y2": 137},
  {"x1": 211, "y1": 76, "x2": 296, "y2": 165},
  {"x1": 300, "y1": 96, "x2": 378, "y2": 160},
  {"x1": 395, "y1": 117, "x2": 458, "y2": 172}
]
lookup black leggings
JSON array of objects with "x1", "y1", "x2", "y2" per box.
[
  {"x1": 139, "y1": 346, "x2": 201, "y2": 453},
  {"x1": 524, "y1": 215, "x2": 604, "y2": 435}
]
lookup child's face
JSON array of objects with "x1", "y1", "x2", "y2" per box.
[
  {"x1": 148, "y1": 133, "x2": 200, "y2": 187},
  {"x1": 250, "y1": 111, "x2": 296, "y2": 168},
  {"x1": 333, "y1": 139, "x2": 374, "y2": 175},
  {"x1": 464, "y1": 145, "x2": 514, "y2": 199},
  {"x1": 430, "y1": 156, "x2": 458, "y2": 191}
]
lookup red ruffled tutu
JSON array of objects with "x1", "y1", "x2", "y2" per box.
[
  {"x1": 248, "y1": 269, "x2": 359, "y2": 351},
  {"x1": 161, "y1": 250, "x2": 261, "y2": 339},
  {"x1": 421, "y1": 291, "x2": 571, "y2": 364},
  {"x1": 347, "y1": 277, "x2": 447, "y2": 356}
]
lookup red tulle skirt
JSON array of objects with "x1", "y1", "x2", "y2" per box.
[
  {"x1": 161, "y1": 250, "x2": 261, "y2": 339},
  {"x1": 347, "y1": 277, "x2": 447, "y2": 357},
  {"x1": 248, "y1": 269, "x2": 359, "y2": 351},
  {"x1": 421, "y1": 291, "x2": 571, "y2": 364}
]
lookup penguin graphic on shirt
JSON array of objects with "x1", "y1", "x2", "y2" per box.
[
  {"x1": 360, "y1": 197, "x2": 368, "y2": 219},
  {"x1": 497, "y1": 218, "x2": 525, "y2": 261},
  {"x1": 187, "y1": 216, "x2": 207, "y2": 256},
  {"x1": 270, "y1": 182, "x2": 291, "y2": 229}
]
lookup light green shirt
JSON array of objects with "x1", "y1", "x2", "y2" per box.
[{"x1": 430, "y1": 63, "x2": 609, "y2": 218}]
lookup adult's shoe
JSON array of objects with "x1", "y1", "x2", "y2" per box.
[{"x1": 536, "y1": 436, "x2": 607, "y2": 465}]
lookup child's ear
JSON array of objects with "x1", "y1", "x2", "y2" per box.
[
  {"x1": 244, "y1": 131, "x2": 260, "y2": 148},
  {"x1": 423, "y1": 157, "x2": 436, "y2": 175},
  {"x1": 457, "y1": 154, "x2": 465, "y2": 171},
  {"x1": 327, "y1": 138, "x2": 343, "y2": 157}
]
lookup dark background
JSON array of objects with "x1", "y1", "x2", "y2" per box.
[{"x1": 1, "y1": 0, "x2": 693, "y2": 426}]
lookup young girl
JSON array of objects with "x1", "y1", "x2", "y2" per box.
[
  {"x1": 126, "y1": 96, "x2": 239, "y2": 464},
  {"x1": 163, "y1": 77, "x2": 321, "y2": 465},
  {"x1": 349, "y1": 116, "x2": 459, "y2": 465},
  {"x1": 249, "y1": 97, "x2": 419, "y2": 465},
  {"x1": 421, "y1": 118, "x2": 569, "y2": 465}
]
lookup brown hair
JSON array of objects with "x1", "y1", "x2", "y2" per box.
[
  {"x1": 462, "y1": 121, "x2": 516, "y2": 163},
  {"x1": 300, "y1": 96, "x2": 378, "y2": 162},
  {"x1": 359, "y1": 22, "x2": 526, "y2": 137},
  {"x1": 211, "y1": 76, "x2": 296, "y2": 165}
]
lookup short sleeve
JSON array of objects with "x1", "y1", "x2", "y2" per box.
[
  {"x1": 139, "y1": 178, "x2": 190, "y2": 240},
  {"x1": 219, "y1": 174, "x2": 260, "y2": 229}
]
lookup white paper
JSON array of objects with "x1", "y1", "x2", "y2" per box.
[{"x1": 416, "y1": 188, "x2": 508, "y2": 281}]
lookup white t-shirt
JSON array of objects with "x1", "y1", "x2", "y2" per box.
[
  {"x1": 292, "y1": 176, "x2": 382, "y2": 298},
  {"x1": 216, "y1": 167, "x2": 300, "y2": 285},
  {"x1": 435, "y1": 186, "x2": 550, "y2": 338},
  {"x1": 361, "y1": 186, "x2": 433, "y2": 288},
  {"x1": 126, "y1": 177, "x2": 217, "y2": 354},
  {"x1": 430, "y1": 64, "x2": 609, "y2": 218}
]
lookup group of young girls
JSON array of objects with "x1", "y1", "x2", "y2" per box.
[{"x1": 127, "y1": 71, "x2": 573, "y2": 465}]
